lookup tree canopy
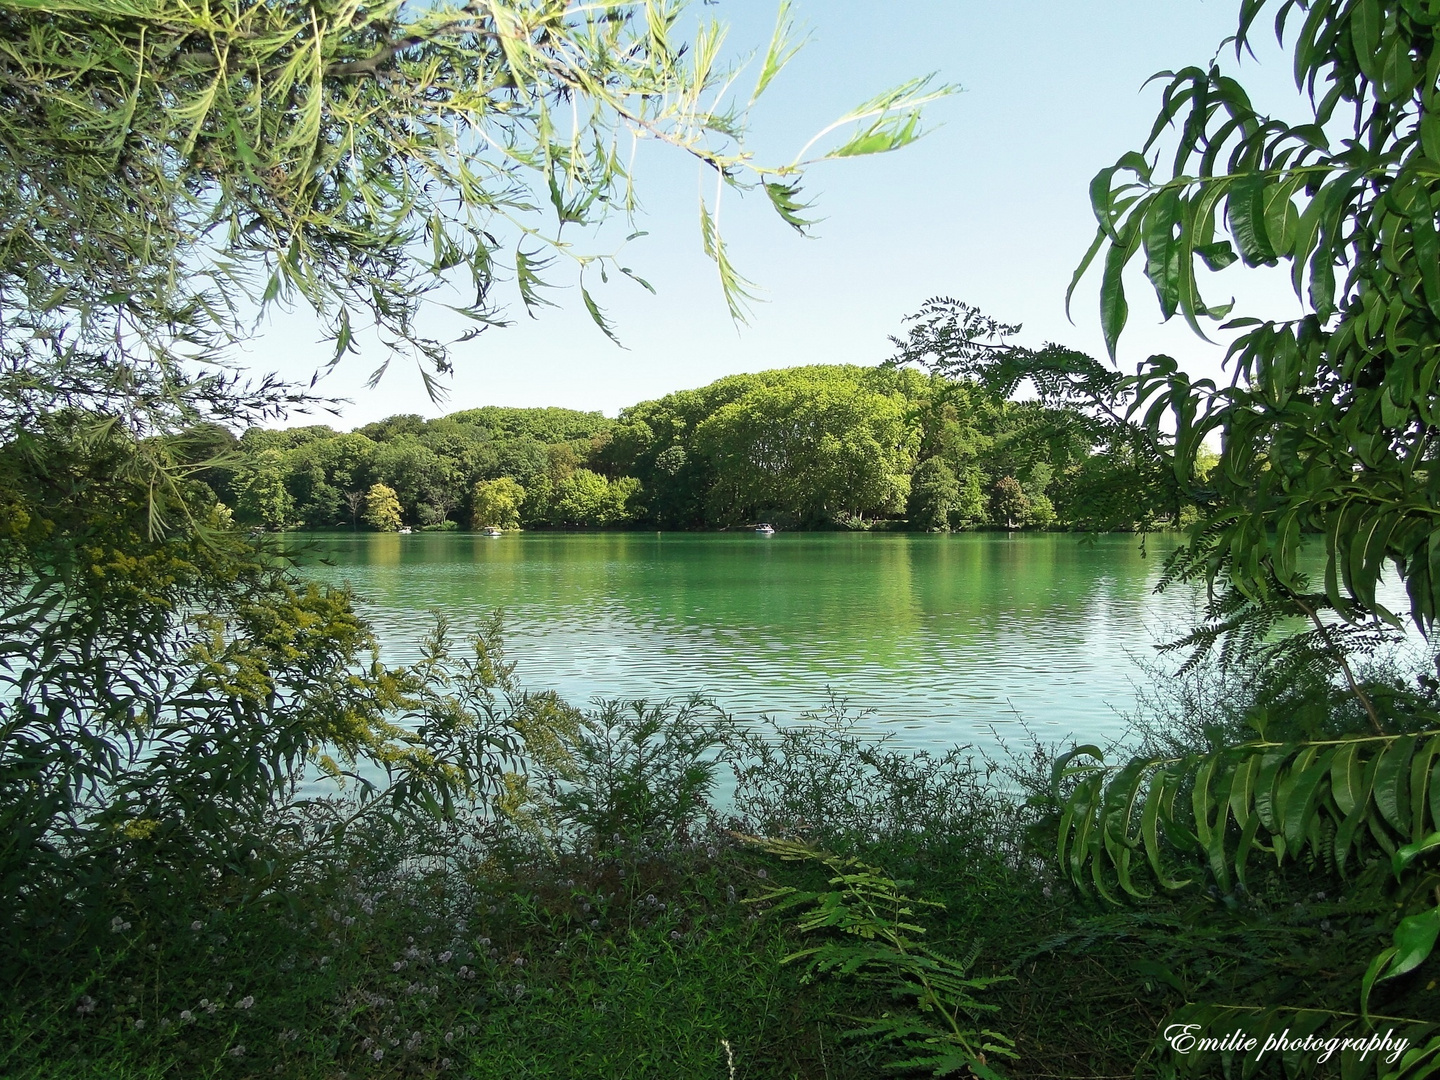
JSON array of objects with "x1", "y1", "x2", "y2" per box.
[
  {"x1": 210, "y1": 361, "x2": 1199, "y2": 532},
  {"x1": 0, "y1": 0, "x2": 949, "y2": 409}
]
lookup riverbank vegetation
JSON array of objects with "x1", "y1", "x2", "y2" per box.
[
  {"x1": 217, "y1": 356, "x2": 1200, "y2": 533},
  {"x1": 4, "y1": 616, "x2": 1438, "y2": 1079}
]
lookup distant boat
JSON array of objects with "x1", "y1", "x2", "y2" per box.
[
  {"x1": 398, "y1": 527, "x2": 412, "y2": 534},
  {"x1": 754, "y1": 523, "x2": 775, "y2": 535},
  {"x1": 483, "y1": 526, "x2": 504, "y2": 538}
]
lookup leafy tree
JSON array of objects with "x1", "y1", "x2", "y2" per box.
[
  {"x1": 955, "y1": 470, "x2": 987, "y2": 528},
  {"x1": 908, "y1": 457, "x2": 962, "y2": 531},
  {"x1": 0, "y1": 419, "x2": 554, "y2": 967},
  {"x1": 224, "y1": 363, "x2": 1199, "y2": 534},
  {"x1": 471, "y1": 478, "x2": 526, "y2": 531},
  {"x1": 886, "y1": 297, "x2": 1182, "y2": 530},
  {"x1": 495, "y1": 437, "x2": 554, "y2": 491},
  {"x1": 0, "y1": 0, "x2": 954, "y2": 984},
  {"x1": 989, "y1": 476, "x2": 1027, "y2": 529},
  {"x1": 1075, "y1": 0, "x2": 1440, "y2": 642},
  {"x1": 418, "y1": 418, "x2": 498, "y2": 484},
  {"x1": 552, "y1": 469, "x2": 608, "y2": 525},
  {"x1": 1019, "y1": 461, "x2": 1057, "y2": 528},
  {"x1": 233, "y1": 449, "x2": 294, "y2": 530},
  {"x1": 1022, "y1": 492, "x2": 1056, "y2": 529},
  {"x1": 446, "y1": 407, "x2": 615, "y2": 446},
  {"x1": 363, "y1": 483, "x2": 403, "y2": 532},
  {"x1": 0, "y1": 0, "x2": 950, "y2": 549},
  {"x1": 372, "y1": 437, "x2": 454, "y2": 526},
  {"x1": 546, "y1": 443, "x2": 584, "y2": 483},
  {"x1": 692, "y1": 367, "x2": 918, "y2": 526},
  {"x1": 551, "y1": 469, "x2": 641, "y2": 526},
  {"x1": 304, "y1": 432, "x2": 379, "y2": 524},
  {"x1": 356, "y1": 416, "x2": 428, "y2": 444}
]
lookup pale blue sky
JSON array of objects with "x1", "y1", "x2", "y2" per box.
[{"x1": 254, "y1": 0, "x2": 1308, "y2": 428}]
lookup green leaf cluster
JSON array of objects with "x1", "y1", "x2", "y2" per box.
[
  {"x1": 471, "y1": 476, "x2": 526, "y2": 530},
  {"x1": 3, "y1": 0, "x2": 944, "y2": 346},
  {"x1": 1050, "y1": 728, "x2": 1440, "y2": 1071},
  {"x1": 217, "y1": 360, "x2": 1191, "y2": 533},
  {"x1": 362, "y1": 481, "x2": 403, "y2": 531},
  {"x1": 0, "y1": 414, "x2": 593, "y2": 951},
  {"x1": 744, "y1": 836, "x2": 1017, "y2": 1079},
  {"x1": 1077, "y1": 0, "x2": 1440, "y2": 642},
  {"x1": 598, "y1": 361, "x2": 1177, "y2": 530}
]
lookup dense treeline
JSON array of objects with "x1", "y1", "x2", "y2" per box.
[{"x1": 213, "y1": 365, "x2": 1194, "y2": 532}]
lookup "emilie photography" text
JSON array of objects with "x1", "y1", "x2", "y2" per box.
[{"x1": 1164, "y1": 1024, "x2": 1412, "y2": 1066}]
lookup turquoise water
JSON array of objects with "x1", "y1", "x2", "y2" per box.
[{"x1": 293, "y1": 531, "x2": 1208, "y2": 755}]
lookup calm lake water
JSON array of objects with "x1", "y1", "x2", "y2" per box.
[{"x1": 294, "y1": 531, "x2": 1207, "y2": 756}]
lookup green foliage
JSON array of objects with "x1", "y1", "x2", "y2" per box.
[
  {"x1": 1022, "y1": 492, "x2": 1056, "y2": 529},
  {"x1": 550, "y1": 469, "x2": 642, "y2": 527},
  {"x1": 604, "y1": 365, "x2": 979, "y2": 529},
  {"x1": 1050, "y1": 727, "x2": 1440, "y2": 1069},
  {"x1": 988, "y1": 476, "x2": 1027, "y2": 529},
  {"x1": 362, "y1": 482, "x2": 403, "y2": 532},
  {"x1": 1076, "y1": 0, "x2": 1440, "y2": 643},
  {"x1": 471, "y1": 477, "x2": 526, "y2": 530},
  {"x1": 372, "y1": 437, "x2": 455, "y2": 526},
  {"x1": 2, "y1": 813, "x2": 813, "y2": 1079},
  {"x1": 546, "y1": 698, "x2": 725, "y2": 847},
  {"x1": 886, "y1": 297, "x2": 1184, "y2": 531},
  {"x1": 0, "y1": 627, "x2": 1037, "y2": 1080},
  {"x1": 0, "y1": 0, "x2": 952, "y2": 400},
  {"x1": 0, "y1": 6, "x2": 968, "y2": 1074},
  {"x1": 725, "y1": 710, "x2": 1006, "y2": 859},
  {"x1": 30, "y1": 614, "x2": 1437, "y2": 1079},
  {"x1": 691, "y1": 368, "x2": 918, "y2": 526},
  {"x1": 233, "y1": 448, "x2": 295, "y2": 529},
  {"x1": 0, "y1": 0, "x2": 955, "y2": 578},
  {"x1": 445, "y1": 407, "x2": 614, "y2": 446},
  {"x1": 224, "y1": 360, "x2": 1201, "y2": 533},
  {"x1": 0, "y1": 422, "x2": 580, "y2": 969},
  {"x1": 1041, "y1": 8, "x2": 1440, "y2": 1059},
  {"x1": 745, "y1": 837, "x2": 1016, "y2": 1078},
  {"x1": 1051, "y1": 731, "x2": 1440, "y2": 902},
  {"x1": 907, "y1": 457, "x2": 962, "y2": 531}
]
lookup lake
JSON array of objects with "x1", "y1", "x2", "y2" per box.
[{"x1": 294, "y1": 531, "x2": 1208, "y2": 756}]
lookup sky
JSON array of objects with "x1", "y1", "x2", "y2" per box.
[{"x1": 254, "y1": 0, "x2": 1312, "y2": 429}]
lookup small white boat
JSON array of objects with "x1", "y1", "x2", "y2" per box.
[
  {"x1": 754, "y1": 523, "x2": 775, "y2": 535},
  {"x1": 398, "y1": 527, "x2": 413, "y2": 534},
  {"x1": 483, "y1": 526, "x2": 504, "y2": 538}
]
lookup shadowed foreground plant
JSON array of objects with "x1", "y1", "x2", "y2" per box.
[
  {"x1": 742, "y1": 835, "x2": 1016, "y2": 1079},
  {"x1": 1049, "y1": 728, "x2": 1440, "y2": 1078},
  {"x1": 544, "y1": 697, "x2": 725, "y2": 848}
]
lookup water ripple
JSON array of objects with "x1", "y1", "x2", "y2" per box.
[{"x1": 290, "y1": 531, "x2": 1221, "y2": 758}]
